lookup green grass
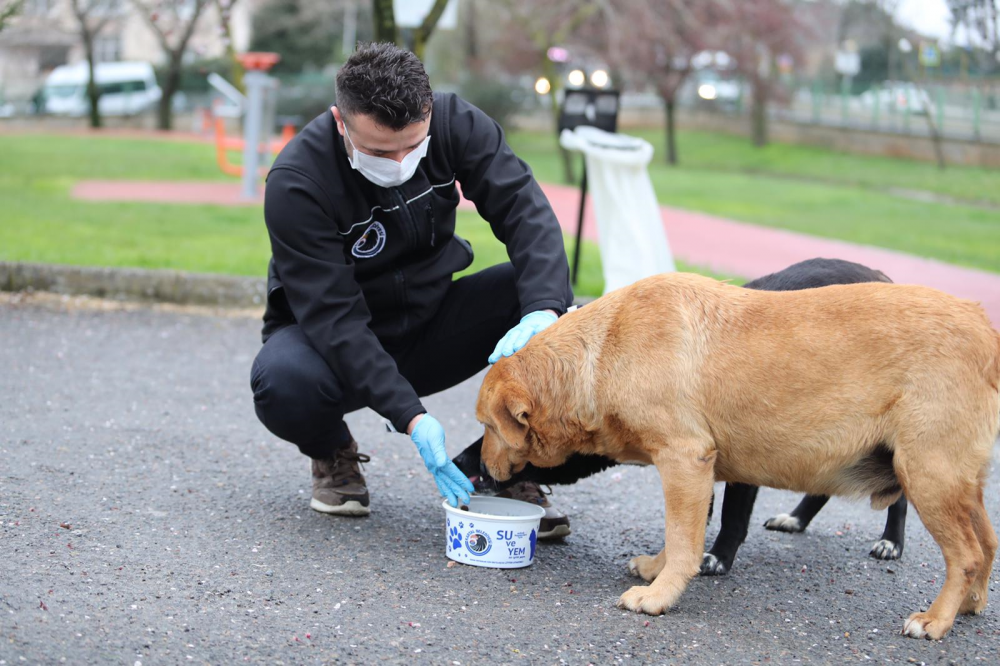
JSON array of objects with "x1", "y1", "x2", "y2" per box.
[
  {"x1": 509, "y1": 129, "x2": 1000, "y2": 274},
  {"x1": 0, "y1": 132, "x2": 738, "y2": 296},
  {"x1": 3, "y1": 127, "x2": 995, "y2": 291},
  {"x1": 0, "y1": 134, "x2": 615, "y2": 293},
  {"x1": 0, "y1": 133, "x2": 229, "y2": 183}
]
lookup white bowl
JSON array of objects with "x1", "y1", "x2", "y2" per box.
[{"x1": 442, "y1": 496, "x2": 545, "y2": 568}]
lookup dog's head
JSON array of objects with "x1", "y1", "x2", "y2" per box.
[{"x1": 476, "y1": 357, "x2": 577, "y2": 482}]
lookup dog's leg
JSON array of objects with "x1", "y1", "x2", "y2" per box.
[
  {"x1": 764, "y1": 494, "x2": 829, "y2": 533},
  {"x1": 870, "y1": 495, "x2": 908, "y2": 560},
  {"x1": 899, "y1": 467, "x2": 985, "y2": 639},
  {"x1": 618, "y1": 442, "x2": 715, "y2": 615},
  {"x1": 701, "y1": 483, "x2": 759, "y2": 576},
  {"x1": 961, "y1": 485, "x2": 997, "y2": 616}
]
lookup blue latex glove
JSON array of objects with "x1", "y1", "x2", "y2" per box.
[
  {"x1": 410, "y1": 414, "x2": 475, "y2": 507},
  {"x1": 489, "y1": 310, "x2": 558, "y2": 364}
]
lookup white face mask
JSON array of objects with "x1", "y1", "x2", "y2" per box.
[{"x1": 343, "y1": 124, "x2": 430, "y2": 188}]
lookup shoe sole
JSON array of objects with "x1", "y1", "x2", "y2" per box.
[
  {"x1": 310, "y1": 498, "x2": 371, "y2": 516},
  {"x1": 537, "y1": 524, "x2": 571, "y2": 540}
]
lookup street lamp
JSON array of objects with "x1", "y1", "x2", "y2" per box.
[
  {"x1": 590, "y1": 69, "x2": 609, "y2": 88},
  {"x1": 534, "y1": 77, "x2": 552, "y2": 95}
]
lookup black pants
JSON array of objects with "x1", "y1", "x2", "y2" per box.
[{"x1": 250, "y1": 263, "x2": 521, "y2": 459}]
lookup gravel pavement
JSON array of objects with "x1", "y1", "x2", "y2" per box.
[{"x1": 2, "y1": 293, "x2": 998, "y2": 664}]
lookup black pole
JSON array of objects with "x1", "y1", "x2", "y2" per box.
[{"x1": 571, "y1": 161, "x2": 587, "y2": 286}]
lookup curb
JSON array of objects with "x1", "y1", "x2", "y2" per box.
[{"x1": 0, "y1": 262, "x2": 266, "y2": 308}]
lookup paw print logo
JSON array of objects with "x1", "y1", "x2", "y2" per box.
[
  {"x1": 458, "y1": 522, "x2": 464, "y2": 529},
  {"x1": 448, "y1": 526, "x2": 462, "y2": 551}
]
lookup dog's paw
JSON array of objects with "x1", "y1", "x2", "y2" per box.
[
  {"x1": 616, "y1": 585, "x2": 673, "y2": 616},
  {"x1": 763, "y1": 513, "x2": 805, "y2": 533},
  {"x1": 960, "y1": 590, "x2": 988, "y2": 615},
  {"x1": 902, "y1": 611, "x2": 953, "y2": 640},
  {"x1": 699, "y1": 552, "x2": 729, "y2": 576},
  {"x1": 869, "y1": 539, "x2": 902, "y2": 560},
  {"x1": 628, "y1": 554, "x2": 663, "y2": 582}
]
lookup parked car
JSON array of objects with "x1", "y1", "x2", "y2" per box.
[
  {"x1": 43, "y1": 61, "x2": 162, "y2": 117},
  {"x1": 856, "y1": 82, "x2": 931, "y2": 115}
]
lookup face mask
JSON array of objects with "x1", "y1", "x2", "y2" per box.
[{"x1": 343, "y1": 124, "x2": 430, "y2": 188}]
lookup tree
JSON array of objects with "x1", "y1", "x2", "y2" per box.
[
  {"x1": 214, "y1": 0, "x2": 243, "y2": 91},
  {"x1": 0, "y1": 0, "x2": 24, "y2": 34},
  {"x1": 722, "y1": 0, "x2": 805, "y2": 147},
  {"x1": 371, "y1": 0, "x2": 451, "y2": 60},
  {"x1": 250, "y1": 0, "x2": 345, "y2": 73},
  {"x1": 492, "y1": 0, "x2": 602, "y2": 182},
  {"x1": 604, "y1": 0, "x2": 722, "y2": 165},
  {"x1": 69, "y1": 0, "x2": 120, "y2": 129},
  {"x1": 948, "y1": 0, "x2": 999, "y2": 72},
  {"x1": 130, "y1": 0, "x2": 211, "y2": 130}
]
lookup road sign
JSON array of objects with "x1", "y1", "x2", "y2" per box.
[{"x1": 919, "y1": 42, "x2": 940, "y2": 67}]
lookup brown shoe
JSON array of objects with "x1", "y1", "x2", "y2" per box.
[
  {"x1": 310, "y1": 440, "x2": 371, "y2": 516},
  {"x1": 498, "y1": 481, "x2": 570, "y2": 539}
]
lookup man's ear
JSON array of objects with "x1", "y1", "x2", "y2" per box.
[
  {"x1": 331, "y1": 106, "x2": 345, "y2": 135},
  {"x1": 491, "y1": 387, "x2": 531, "y2": 452}
]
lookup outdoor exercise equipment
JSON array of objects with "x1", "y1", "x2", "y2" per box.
[{"x1": 206, "y1": 52, "x2": 295, "y2": 198}]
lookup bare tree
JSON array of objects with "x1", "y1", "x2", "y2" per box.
[
  {"x1": 948, "y1": 0, "x2": 999, "y2": 70},
  {"x1": 0, "y1": 0, "x2": 24, "y2": 33},
  {"x1": 371, "y1": 0, "x2": 396, "y2": 44},
  {"x1": 492, "y1": 0, "x2": 602, "y2": 181},
  {"x1": 369, "y1": 0, "x2": 451, "y2": 60},
  {"x1": 70, "y1": 0, "x2": 120, "y2": 129},
  {"x1": 213, "y1": 0, "x2": 243, "y2": 91},
  {"x1": 130, "y1": 0, "x2": 210, "y2": 130},
  {"x1": 604, "y1": 0, "x2": 722, "y2": 165},
  {"x1": 722, "y1": 0, "x2": 805, "y2": 147}
]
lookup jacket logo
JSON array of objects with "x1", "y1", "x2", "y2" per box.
[{"x1": 351, "y1": 221, "x2": 387, "y2": 259}]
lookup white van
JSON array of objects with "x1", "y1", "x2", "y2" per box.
[{"x1": 43, "y1": 61, "x2": 162, "y2": 117}]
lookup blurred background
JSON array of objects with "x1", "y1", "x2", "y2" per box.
[{"x1": 1, "y1": 0, "x2": 998, "y2": 300}]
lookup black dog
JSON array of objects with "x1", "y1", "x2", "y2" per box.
[{"x1": 453, "y1": 258, "x2": 908, "y2": 575}]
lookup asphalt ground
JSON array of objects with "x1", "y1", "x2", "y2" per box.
[{"x1": 2, "y1": 293, "x2": 998, "y2": 664}]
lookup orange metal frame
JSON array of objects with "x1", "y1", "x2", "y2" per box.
[{"x1": 214, "y1": 117, "x2": 295, "y2": 178}]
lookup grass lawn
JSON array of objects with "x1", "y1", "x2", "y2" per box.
[
  {"x1": 3, "y1": 127, "x2": 996, "y2": 289},
  {"x1": 508, "y1": 128, "x2": 1000, "y2": 274},
  {"x1": 0, "y1": 133, "x2": 636, "y2": 296}
]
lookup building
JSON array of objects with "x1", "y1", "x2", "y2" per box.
[{"x1": 0, "y1": 0, "x2": 253, "y2": 105}]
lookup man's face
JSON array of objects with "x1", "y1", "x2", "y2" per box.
[{"x1": 332, "y1": 105, "x2": 430, "y2": 164}]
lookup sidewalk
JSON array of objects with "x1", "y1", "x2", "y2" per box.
[
  {"x1": 71, "y1": 177, "x2": 1000, "y2": 326},
  {"x1": 522, "y1": 182, "x2": 1000, "y2": 327}
]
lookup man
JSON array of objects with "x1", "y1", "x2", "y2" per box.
[{"x1": 250, "y1": 42, "x2": 573, "y2": 539}]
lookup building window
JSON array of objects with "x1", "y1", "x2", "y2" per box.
[{"x1": 93, "y1": 35, "x2": 122, "y2": 63}]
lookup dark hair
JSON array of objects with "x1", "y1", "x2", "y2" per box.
[{"x1": 336, "y1": 42, "x2": 433, "y2": 131}]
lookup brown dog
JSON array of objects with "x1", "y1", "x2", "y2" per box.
[{"x1": 478, "y1": 273, "x2": 1000, "y2": 640}]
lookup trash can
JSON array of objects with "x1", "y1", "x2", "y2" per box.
[{"x1": 560, "y1": 125, "x2": 676, "y2": 294}]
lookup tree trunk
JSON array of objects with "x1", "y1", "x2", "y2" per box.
[
  {"x1": 158, "y1": 55, "x2": 182, "y2": 130},
  {"x1": 372, "y1": 0, "x2": 398, "y2": 45},
  {"x1": 751, "y1": 78, "x2": 768, "y2": 147},
  {"x1": 664, "y1": 97, "x2": 677, "y2": 165},
  {"x1": 541, "y1": 56, "x2": 574, "y2": 184},
  {"x1": 82, "y1": 33, "x2": 101, "y2": 128},
  {"x1": 412, "y1": 0, "x2": 449, "y2": 59}
]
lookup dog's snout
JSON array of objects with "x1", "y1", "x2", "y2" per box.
[{"x1": 479, "y1": 459, "x2": 488, "y2": 477}]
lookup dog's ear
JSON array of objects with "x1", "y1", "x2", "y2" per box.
[{"x1": 491, "y1": 385, "x2": 532, "y2": 452}]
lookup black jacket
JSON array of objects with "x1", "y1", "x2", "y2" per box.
[{"x1": 262, "y1": 92, "x2": 572, "y2": 433}]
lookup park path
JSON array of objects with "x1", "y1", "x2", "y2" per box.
[{"x1": 71, "y1": 177, "x2": 1000, "y2": 326}]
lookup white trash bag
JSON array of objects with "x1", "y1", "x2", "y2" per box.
[{"x1": 559, "y1": 126, "x2": 675, "y2": 294}]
